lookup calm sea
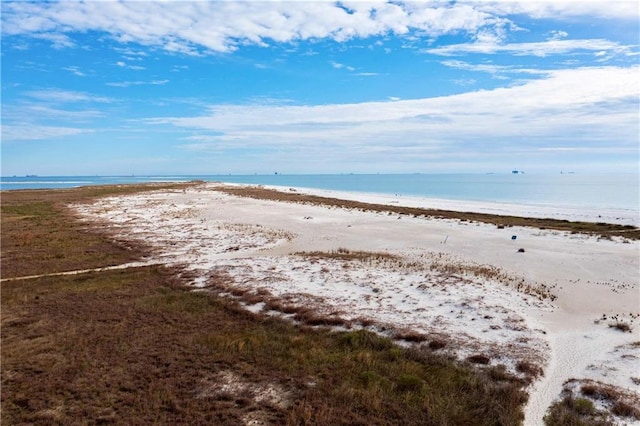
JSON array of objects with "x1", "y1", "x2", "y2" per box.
[{"x1": 1, "y1": 173, "x2": 638, "y2": 212}]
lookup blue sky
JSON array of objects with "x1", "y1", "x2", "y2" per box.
[{"x1": 1, "y1": 1, "x2": 639, "y2": 176}]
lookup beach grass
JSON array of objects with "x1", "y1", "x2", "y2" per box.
[
  {"x1": 215, "y1": 185, "x2": 639, "y2": 240},
  {"x1": 543, "y1": 376, "x2": 640, "y2": 426},
  {"x1": 1, "y1": 184, "x2": 532, "y2": 424}
]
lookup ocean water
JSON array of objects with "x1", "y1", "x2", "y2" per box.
[{"x1": 1, "y1": 173, "x2": 638, "y2": 212}]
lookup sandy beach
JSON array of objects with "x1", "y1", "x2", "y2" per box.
[{"x1": 73, "y1": 183, "x2": 640, "y2": 425}]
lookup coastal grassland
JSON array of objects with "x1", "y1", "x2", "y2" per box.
[
  {"x1": 2, "y1": 184, "x2": 529, "y2": 425},
  {"x1": 1, "y1": 184, "x2": 190, "y2": 279},
  {"x1": 215, "y1": 185, "x2": 640, "y2": 240}
]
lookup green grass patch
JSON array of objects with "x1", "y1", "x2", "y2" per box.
[{"x1": 544, "y1": 396, "x2": 612, "y2": 426}]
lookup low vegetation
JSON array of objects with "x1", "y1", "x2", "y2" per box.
[
  {"x1": 3, "y1": 184, "x2": 530, "y2": 424},
  {"x1": 544, "y1": 379, "x2": 640, "y2": 426},
  {"x1": 215, "y1": 185, "x2": 640, "y2": 240},
  {"x1": 1, "y1": 184, "x2": 189, "y2": 279}
]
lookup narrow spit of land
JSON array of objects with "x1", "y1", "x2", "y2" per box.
[
  {"x1": 2, "y1": 182, "x2": 638, "y2": 426},
  {"x1": 215, "y1": 185, "x2": 640, "y2": 240},
  {"x1": 2, "y1": 183, "x2": 528, "y2": 425}
]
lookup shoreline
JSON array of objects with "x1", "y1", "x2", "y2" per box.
[
  {"x1": 252, "y1": 183, "x2": 639, "y2": 227},
  {"x1": 72, "y1": 183, "x2": 640, "y2": 425},
  {"x1": 2, "y1": 175, "x2": 638, "y2": 226}
]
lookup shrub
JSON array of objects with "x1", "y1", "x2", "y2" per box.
[
  {"x1": 611, "y1": 401, "x2": 640, "y2": 419},
  {"x1": 428, "y1": 339, "x2": 447, "y2": 350},
  {"x1": 608, "y1": 321, "x2": 632, "y2": 332},
  {"x1": 545, "y1": 395, "x2": 611, "y2": 426},
  {"x1": 516, "y1": 361, "x2": 543, "y2": 378},
  {"x1": 467, "y1": 354, "x2": 491, "y2": 365},
  {"x1": 394, "y1": 330, "x2": 428, "y2": 343}
]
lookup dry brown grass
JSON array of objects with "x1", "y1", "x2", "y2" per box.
[{"x1": 516, "y1": 361, "x2": 544, "y2": 379}]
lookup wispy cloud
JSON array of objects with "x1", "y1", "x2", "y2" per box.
[
  {"x1": 476, "y1": 2, "x2": 639, "y2": 20},
  {"x1": 425, "y1": 38, "x2": 628, "y2": 57},
  {"x1": 441, "y1": 60, "x2": 547, "y2": 75},
  {"x1": 17, "y1": 105, "x2": 104, "y2": 120},
  {"x1": 24, "y1": 89, "x2": 112, "y2": 104},
  {"x1": 62, "y1": 66, "x2": 86, "y2": 77},
  {"x1": 115, "y1": 61, "x2": 146, "y2": 70},
  {"x1": 2, "y1": 89, "x2": 110, "y2": 141},
  {"x1": 31, "y1": 32, "x2": 75, "y2": 49},
  {"x1": 149, "y1": 67, "x2": 637, "y2": 164},
  {"x1": 106, "y1": 80, "x2": 169, "y2": 88},
  {"x1": 1, "y1": 124, "x2": 88, "y2": 141},
  {"x1": 331, "y1": 61, "x2": 355, "y2": 71}
]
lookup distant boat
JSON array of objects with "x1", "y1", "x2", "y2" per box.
[
  {"x1": 512, "y1": 170, "x2": 519, "y2": 174},
  {"x1": 26, "y1": 174, "x2": 38, "y2": 177}
]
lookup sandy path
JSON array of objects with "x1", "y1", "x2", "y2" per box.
[
  {"x1": 73, "y1": 184, "x2": 640, "y2": 425},
  {"x1": 0, "y1": 261, "x2": 164, "y2": 283}
]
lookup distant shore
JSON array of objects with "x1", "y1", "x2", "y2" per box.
[
  {"x1": 2, "y1": 173, "x2": 638, "y2": 219},
  {"x1": 251, "y1": 183, "x2": 640, "y2": 227}
]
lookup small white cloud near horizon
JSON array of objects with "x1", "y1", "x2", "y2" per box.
[{"x1": 1, "y1": 124, "x2": 88, "y2": 142}]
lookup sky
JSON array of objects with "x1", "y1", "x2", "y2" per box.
[{"x1": 1, "y1": 0, "x2": 639, "y2": 176}]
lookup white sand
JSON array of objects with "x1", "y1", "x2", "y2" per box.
[
  {"x1": 258, "y1": 184, "x2": 639, "y2": 226},
  {"x1": 73, "y1": 183, "x2": 640, "y2": 425}
]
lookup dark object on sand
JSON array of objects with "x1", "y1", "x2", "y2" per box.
[
  {"x1": 511, "y1": 235, "x2": 517, "y2": 240},
  {"x1": 517, "y1": 248, "x2": 525, "y2": 253}
]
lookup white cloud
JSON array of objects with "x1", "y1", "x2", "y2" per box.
[
  {"x1": 474, "y1": 1, "x2": 640, "y2": 20},
  {"x1": 31, "y1": 32, "x2": 75, "y2": 49},
  {"x1": 116, "y1": 61, "x2": 146, "y2": 70},
  {"x1": 2, "y1": 1, "x2": 637, "y2": 57},
  {"x1": 1, "y1": 124, "x2": 87, "y2": 141},
  {"x1": 331, "y1": 61, "x2": 355, "y2": 71},
  {"x1": 548, "y1": 30, "x2": 568, "y2": 41},
  {"x1": 20, "y1": 105, "x2": 104, "y2": 120},
  {"x1": 24, "y1": 89, "x2": 112, "y2": 104},
  {"x1": 106, "y1": 80, "x2": 169, "y2": 88},
  {"x1": 0, "y1": 1, "x2": 521, "y2": 54},
  {"x1": 425, "y1": 38, "x2": 627, "y2": 57},
  {"x1": 441, "y1": 60, "x2": 547, "y2": 75},
  {"x1": 62, "y1": 66, "x2": 85, "y2": 77},
  {"x1": 149, "y1": 67, "x2": 638, "y2": 161}
]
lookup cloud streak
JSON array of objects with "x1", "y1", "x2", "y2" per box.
[
  {"x1": 24, "y1": 89, "x2": 112, "y2": 104},
  {"x1": 425, "y1": 38, "x2": 629, "y2": 57},
  {"x1": 106, "y1": 80, "x2": 169, "y2": 88},
  {"x1": 1, "y1": 124, "x2": 88, "y2": 142}
]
